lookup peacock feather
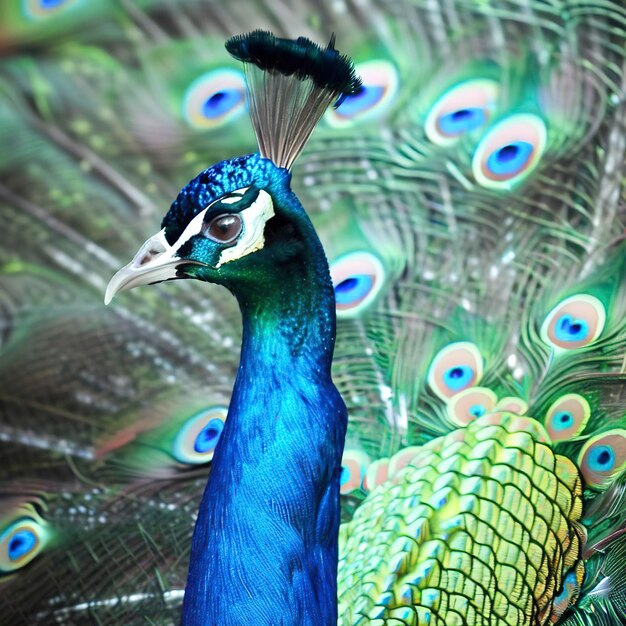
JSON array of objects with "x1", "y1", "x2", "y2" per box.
[{"x1": 1, "y1": 1, "x2": 626, "y2": 625}]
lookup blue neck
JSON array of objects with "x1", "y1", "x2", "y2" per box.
[{"x1": 181, "y1": 224, "x2": 348, "y2": 625}]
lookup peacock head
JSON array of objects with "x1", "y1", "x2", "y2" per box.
[
  {"x1": 105, "y1": 153, "x2": 303, "y2": 303},
  {"x1": 105, "y1": 31, "x2": 360, "y2": 305}
]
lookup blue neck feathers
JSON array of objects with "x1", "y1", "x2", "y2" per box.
[{"x1": 181, "y1": 195, "x2": 348, "y2": 625}]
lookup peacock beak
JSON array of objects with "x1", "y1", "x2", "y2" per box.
[{"x1": 105, "y1": 229, "x2": 194, "y2": 305}]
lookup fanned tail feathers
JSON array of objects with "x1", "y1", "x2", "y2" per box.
[{"x1": 1, "y1": 0, "x2": 626, "y2": 624}]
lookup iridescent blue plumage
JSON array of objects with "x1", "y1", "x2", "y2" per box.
[
  {"x1": 172, "y1": 155, "x2": 348, "y2": 625},
  {"x1": 100, "y1": 31, "x2": 358, "y2": 625}
]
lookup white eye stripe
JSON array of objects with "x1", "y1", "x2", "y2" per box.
[
  {"x1": 167, "y1": 187, "x2": 273, "y2": 268},
  {"x1": 216, "y1": 190, "x2": 274, "y2": 268},
  {"x1": 170, "y1": 208, "x2": 210, "y2": 253}
]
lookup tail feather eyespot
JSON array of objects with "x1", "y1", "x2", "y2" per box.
[
  {"x1": 427, "y1": 342, "x2": 484, "y2": 400},
  {"x1": 544, "y1": 394, "x2": 590, "y2": 442},
  {"x1": 1, "y1": 506, "x2": 50, "y2": 574},
  {"x1": 327, "y1": 60, "x2": 399, "y2": 127},
  {"x1": 24, "y1": 0, "x2": 79, "y2": 20},
  {"x1": 578, "y1": 430, "x2": 626, "y2": 488},
  {"x1": 425, "y1": 78, "x2": 499, "y2": 146},
  {"x1": 172, "y1": 406, "x2": 228, "y2": 465},
  {"x1": 182, "y1": 69, "x2": 246, "y2": 129},
  {"x1": 447, "y1": 387, "x2": 497, "y2": 426},
  {"x1": 540, "y1": 294, "x2": 606, "y2": 351},
  {"x1": 472, "y1": 113, "x2": 547, "y2": 189},
  {"x1": 330, "y1": 251, "x2": 385, "y2": 318}
]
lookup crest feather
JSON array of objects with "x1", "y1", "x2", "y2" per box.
[{"x1": 226, "y1": 30, "x2": 361, "y2": 169}]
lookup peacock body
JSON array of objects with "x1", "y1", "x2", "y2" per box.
[{"x1": 1, "y1": 1, "x2": 626, "y2": 625}]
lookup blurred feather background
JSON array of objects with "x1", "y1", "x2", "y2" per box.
[{"x1": 1, "y1": 0, "x2": 625, "y2": 624}]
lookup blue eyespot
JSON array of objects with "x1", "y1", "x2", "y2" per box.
[
  {"x1": 330, "y1": 251, "x2": 385, "y2": 319},
  {"x1": 172, "y1": 406, "x2": 228, "y2": 464},
  {"x1": 24, "y1": 0, "x2": 78, "y2": 19},
  {"x1": 327, "y1": 60, "x2": 398, "y2": 127},
  {"x1": 544, "y1": 394, "x2": 590, "y2": 442},
  {"x1": 340, "y1": 450, "x2": 370, "y2": 494},
  {"x1": 1, "y1": 512, "x2": 49, "y2": 573},
  {"x1": 338, "y1": 86, "x2": 386, "y2": 117},
  {"x1": 541, "y1": 295, "x2": 605, "y2": 350},
  {"x1": 334, "y1": 275, "x2": 374, "y2": 306},
  {"x1": 552, "y1": 411, "x2": 575, "y2": 431},
  {"x1": 8, "y1": 530, "x2": 37, "y2": 562},
  {"x1": 194, "y1": 418, "x2": 224, "y2": 454},
  {"x1": 472, "y1": 113, "x2": 547, "y2": 189},
  {"x1": 469, "y1": 404, "x2": 486, "y2": 418},
  {"x1": 446, "y1": 387, "x2": 497, "y2": 426},
  {"x1": 578, "y1": 430, "x2": 626, "y2": 488},
  {"x1": 555, "y1": 315, "x2": 589, "y2": 343},
  {"x1": 427, "y1": 342, "x2": 483, "y2": 400},
  {"x1": 443, "y1": 365, "x2": 474, "y2": 392},
  {"x1": 424, "y1": 78, "x2": 499, "y2": 146},
  {"x1": 485, "y1": 141, "x2": 533, "y2": 176},
  {"x1": 438, "y1": 108, "x2": 486, "y2": 136},
  {"x1": 588, "y1": 445, "x2": 615, "y2": 472},
  {"x1": 201, "y1": 90, "x2": 244, "y2": 120},
  {"x1": 182, "y1": 69, "x2": 246, "y2": 129}
]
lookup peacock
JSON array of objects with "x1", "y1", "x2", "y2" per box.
[{"x1": 1, "y1": 1, "x2": 626, "y2": 625}]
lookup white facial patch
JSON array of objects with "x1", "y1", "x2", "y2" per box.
[
  {"x1": 104, "y1": 188, "x2": 274, "y2": 304},
  {"x1": 216, "y1": 189, "x2": 275, "y2": 268}
]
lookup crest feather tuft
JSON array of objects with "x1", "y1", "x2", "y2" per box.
[{"x1": 226, "y1": 30, "x2": 361, "y2": 169}]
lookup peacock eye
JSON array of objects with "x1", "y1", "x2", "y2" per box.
[
  {"x1": 0, "y1": 510, "x2": 49, "y2": 574},
  {"x1": 203, "y1": 214, "x2": 243, "y2": 244},
  {"x1": 578, "y1": 430, "x2": 626, "y2": 488},
  {"x1": 25, "y1": 0, "x2": 77, "y2": 20},
  {"x1": 540, "y1": 294, "x2": 606, "y2": 351},
  {"x1": 424, "y1": 78, "x2": 499, "y2": 146},
  {"x1": 330, "y1": 251, "x2": 385, "y2": 318},
  {"x1": 472, "y1": 113, "x2": 547, "y2": 189},
  {"x1": 172, "y1": 406, "x2": 228, "y2": 465},
  {"x1": 182, "y1": 69, "x2": 246, "y2": 129},
  {"x1": 543, "y1": 394, "x2": 590, "y2": 442},
  {"x1": 427, "y1": 342, "x2": 483, "y2": 400},
  {"x1": 326, "y1": 60, "x2": 399, "y2": 127}
]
